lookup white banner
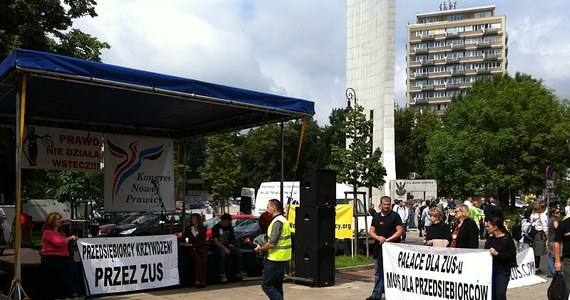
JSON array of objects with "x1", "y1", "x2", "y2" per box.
[
  {"x1": 508, "y1": 247, "x2": 547, "y2": 288},
  {"x1": 78, "y1": 235, "x2": 179, "y2": 295},
  {"x1": 104, "y1": 134, "x2": 174, "y2": 211},
  {"x1": 383, "y1": 243, "x2": 492, "y2": 300},
  {"x1": 22, "y1": 126, "x2": 102, "y2": 171}
]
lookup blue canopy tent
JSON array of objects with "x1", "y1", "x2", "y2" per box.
[
  {"x1": 0, "y1": 49, "x2": 314, "y2": 137},
  {"x1": 0, "y1": 48, "x2": 314, "y2": 298}
]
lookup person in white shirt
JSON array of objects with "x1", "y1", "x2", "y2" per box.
[
  {"x1": 530, "y1": 201, "x2": 548, "y2": 274},
  {"x1": 564, "y1": 198, "x2": 570, "y2": 220},
  {"x1": 395, "y1": 200, "x2": 409, "y2": 242}
]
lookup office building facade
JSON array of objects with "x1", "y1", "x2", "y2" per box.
[{"x1": 406, "y1": 5, "x2": 507, "y2": 113}]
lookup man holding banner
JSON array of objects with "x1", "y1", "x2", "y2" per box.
[
  {"x1": 367, "y1": 196, "x2": 403, "y2": 300},
  {"x1": 554, "y1": 216, "x2": 570, "y2": 298}
]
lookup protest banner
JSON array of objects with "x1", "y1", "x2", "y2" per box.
[
  {"x1": 78, "y1": 235, "x2": 179, "y2": 295},
  {"x1": 21, "y1": 125, "x2": 103, "y2": 171},
  {"x1": 103, "y1": 134, "x2": 174, "y2": 211},
  {"x1": 383, "y1": 243, "x2": 492, "y2": 300},
  {"x1": 508, "y1": 247, "x2": 547, "y2": 288}
]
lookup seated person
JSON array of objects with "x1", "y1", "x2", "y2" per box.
[
  {"x1": 180, "y1": 213, "x2": 208, "y2": 288},
  {"x1": 212, "y1": 213, "x2": 247, "y2": 282}
]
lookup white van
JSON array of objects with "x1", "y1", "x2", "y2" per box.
[
  {"x1": 253, "y1": 181, "x2": 372, "y2": 231},
  {"x1": 254, "y1": 181, "x2": 300, "y2": 216}
]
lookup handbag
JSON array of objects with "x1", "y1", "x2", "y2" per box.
[{"x1": 548, "y1": 271, "x2": 568, "y2": 300}]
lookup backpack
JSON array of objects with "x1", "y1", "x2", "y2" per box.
[
  {"x1": 511, "y1": 222, "x2": 522, "y2": 241},
  {"x1": 548, "y1": 272, "x2": 568, "y2": 300}
]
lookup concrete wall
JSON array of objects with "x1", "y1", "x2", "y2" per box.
[{"x1": 347, "y1": 0, "x2": 397, "y2": 205}]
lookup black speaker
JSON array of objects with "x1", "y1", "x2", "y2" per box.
[
  {"x1": 240, "y1": 196, "x2": 252, "y2": 214},
  {"x1": 294, "y1": 245, "x2": 335, "y2": 287},
  {"x1": 295, "y1": 206, "x2": 335, "y2": 247},
  {"x1": 300, "y1": 169, "x2": 336, "y2": 207}
]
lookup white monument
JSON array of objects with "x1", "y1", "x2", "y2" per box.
[{"x1": 346, "y1": 0, "x2": 397, "y2": 202}]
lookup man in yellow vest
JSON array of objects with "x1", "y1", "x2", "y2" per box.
[{"x1": 254, "y1": 199, "x2": 292, "y2": 300}]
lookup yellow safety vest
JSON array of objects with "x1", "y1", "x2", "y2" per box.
[{"x1": 267, "y1": 215, "x2": 292, "y2": 261}]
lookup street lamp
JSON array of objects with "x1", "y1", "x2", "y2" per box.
[{"x1": 346, "y1": 87, "x2": 357, "y2": 111}]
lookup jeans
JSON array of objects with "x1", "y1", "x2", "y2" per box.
[
  {"x1": 214, "y1": 245, "x2": 244, "y2": 275},
  {"x1": 493, "y1": 269, "x2": 510, "y2": 300},
  {"x1": 371, "y1": 251, "x2": 385, "y2": 298},
  {"x1": 262, "y1": 260, "x2": 287, "y2": 300}
]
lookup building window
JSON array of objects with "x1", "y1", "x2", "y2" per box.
[
  {"x1": 474, "y1": 12, "x2": 492, "y2": 18},
  {"x1": 448, "y1": 14, "x2": 464, "y2": 21}
]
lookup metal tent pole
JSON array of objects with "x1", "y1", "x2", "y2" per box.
[{"x1": 7, "y1": 74, "x2": 29, "y2": 300}]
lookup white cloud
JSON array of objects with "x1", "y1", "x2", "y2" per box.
[{"x1": 74, "y1": 0, "x2": 570, "y2": 126}]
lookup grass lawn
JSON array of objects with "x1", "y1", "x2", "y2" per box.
[{"x1": 335, "y1": 254, "x2": 374, "y2": 268}]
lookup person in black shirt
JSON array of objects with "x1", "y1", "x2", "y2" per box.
[
  {"x1": 554, "y1": 217, "x2": 570, "y2": 299},
  {"x1": 366, "y1": 196, "x2": 403, "y2": 300},
  {"x1": 484, "y1": 218, "x2": 516, "y2": 300},
  {"x1": 424, "y1": 207, "x2": 451, "y2": 247},
  {"x1": 450, "y1": 205, "x2": 479, "y2": 249},
  {"x1": 212, "y1": 213, "x2": 246, "y2": 283}
]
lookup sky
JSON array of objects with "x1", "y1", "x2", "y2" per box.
[{"x1": 74, "y1": 0, "x2": 570, "y2": 125}]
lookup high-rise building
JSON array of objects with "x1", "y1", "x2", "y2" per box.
[
  {"x1": 406, "y1": 5, "x2": 507, "y2": 113},
  {"x1": 347, "y1": 0, "x2": 397, "y2": 198}
]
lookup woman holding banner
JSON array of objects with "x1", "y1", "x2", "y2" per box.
[
  {"x1": 450, "y1": 204, "x2": 479, "y2": 248},
  {"x1": 423, "y1": 207, "x2": 451, "y2": 247},
  {"x1": 40, "y1": 212, "x2": 83, "y2": 299},
  {"x1": 485, "y1": 218, "x2": 517, "y2": 300}
]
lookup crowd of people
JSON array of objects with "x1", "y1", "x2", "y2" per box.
[
  {"x1": 33, "y1": 195, "x2": 570, "y2": 300},
  {"x1": 365, "y1": 195, "x2": 570, "y2": 300}
]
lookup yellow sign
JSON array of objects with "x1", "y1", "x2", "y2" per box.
[{"x1": 286, "y1": 204, "x2": 354, "y2": 239}]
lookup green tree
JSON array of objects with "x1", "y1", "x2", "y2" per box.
[
  {"x1": 0, "y1": 0, "x2": 110, "y2": 60},
  {"x1": 240, "y1": 118, "x2": 328, "y2": 189},
  {"x1": 394, "y1": 108, "x2": 415, "y2": 178},
  {"x1": 50, "y1": 171, "x2": 102, "y2": 202},
  {"x1": 395, "y1": 108, "x2": 441, "y2": 179},
  {"x1": 322, "y1": 108, "x2": 348, "y2": 168},
  {"x1": 329, "y1": 104, "x2": 387, "y2": 200},
  {"x1": 200, "y1": 132, "x2": 242, "y2": 213},
  {"x1": 329, "y1": 104, "x2": 386, "y2": 256},
  {"x1": 1, "y1": 0, "x2": 109, "y2": 204},
  {"x1": 425, "y1": 73, "x2": 570, "y2": 205}
]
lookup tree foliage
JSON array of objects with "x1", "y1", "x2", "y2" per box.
[
  {"x1": 200, "y1": 132, "x2": 242, "y2": 202},
  {"x1": 329, "y1": 104, "x2": 387, "y2": 191},
  {"x1": 425, "y1": 73, "x2": 570, "y2": 202},
  {"x1": 395, "y1": 108, "x2": 442, "y2": 179},
  {"x1": 0, "y1": 0, "x2": 109, "y2": 204},
  {"x1": 239, "y1": 118, "x2": 330, "y2": 189},
  {"x1": 0, "y1": 0, "x2": 110, "y2": 60}
]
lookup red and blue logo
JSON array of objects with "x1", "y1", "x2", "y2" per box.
[{"x1": 107, "y1": 139, "x2": 164, "y2": 203}]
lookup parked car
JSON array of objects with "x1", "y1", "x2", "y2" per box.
[
  {"x1": 189, "y1": 201, "x2": 206, "y2": 209},
  {"x1": 233, "y1": 218, "x2": 260, "y2": 248},
  {"x1": 107, "y1": 212, "x2": 190, "y2": 237},
  {"x1": 97, "y1": 212, "x2": 146, "y2": 236},
  {"x1": 204, "y1": 214, "x2": 255, "y2": 242}
]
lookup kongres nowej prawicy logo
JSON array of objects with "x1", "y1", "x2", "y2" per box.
[{"x1": 107, "y1": 139, "x2": 164, "y2": 204}]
